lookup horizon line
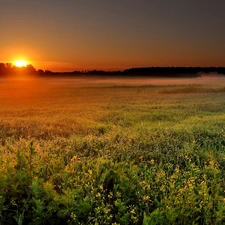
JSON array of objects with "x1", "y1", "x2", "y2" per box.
[{"x1": 1, "y1": 62, "x2": 225, "y2": 73}]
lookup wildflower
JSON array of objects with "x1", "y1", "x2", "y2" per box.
[
  {"x1": 116, "y1": 192, "x2": 121, "y2": 198},
  {"x1": 70, "y1": 213, "x2": 77, "y2": 220},
  {"x1": 130, "y1": 209, "x2": 136, "y2": 214},
  {"x1": 104, "y1": 207, "x2": 110, "y2": 214},
  {"x1": 143, "y1": 195, "x2": 150, "y2": 201},
  {"x1": 108, "y1": 191, "x2": 113, "y2": 199}
]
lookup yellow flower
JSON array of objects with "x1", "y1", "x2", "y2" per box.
[
  {"x1": 143, "y1": 195, "x2": 150, "y2": 201},
  {"x1": 130, "y1": 209, "x2": 136, "y2": 214}
]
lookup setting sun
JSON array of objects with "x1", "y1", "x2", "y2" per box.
[{"x1": 14, "y1": 60, "x2": 28, "y2": 68}]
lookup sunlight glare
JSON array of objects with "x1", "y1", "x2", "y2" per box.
[{"x1": 14, "y1": 60, "x2": 28, "y2": 68}]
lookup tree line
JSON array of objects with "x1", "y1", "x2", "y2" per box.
[
  {"x1": 0, "y1": 62, "x2": 225, "y2": 78},
  {"x1": 0, "y1": 63, "x2": 36, "y2": 77}
]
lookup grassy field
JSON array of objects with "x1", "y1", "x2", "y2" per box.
[{"x1": 1, "y1": 77, "x2": 225, "y2": 224}]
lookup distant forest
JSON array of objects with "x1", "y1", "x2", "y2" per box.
[{"x1": 1, "y1": 62, "x2": 225, "y2": 78}]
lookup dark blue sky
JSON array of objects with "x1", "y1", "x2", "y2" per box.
[{"x1": 1, "y1": 0, "x2": 225, "y2": 71}]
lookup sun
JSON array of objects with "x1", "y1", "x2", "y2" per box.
[{"x1": 14, "y1": 60, "x2": 28, "y2": 68}]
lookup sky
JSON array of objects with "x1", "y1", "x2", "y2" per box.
[{"x1": 1, "y1": 0, "x2": 225, "y2": 71}]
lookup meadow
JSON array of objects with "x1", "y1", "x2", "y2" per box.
[{"x1": 0, "y1": 76, "x2": 225, "y2": 224}]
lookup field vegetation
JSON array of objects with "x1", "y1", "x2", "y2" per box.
[{"x1": 0, "y1": 77, "x2": 225, "y2": 224}]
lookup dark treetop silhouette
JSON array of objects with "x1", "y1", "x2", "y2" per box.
[{"x1": 0, "y1": 63, "x2": 225, "y2": 78}]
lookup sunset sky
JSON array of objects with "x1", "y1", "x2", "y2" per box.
[{"x1": 1, "y1": 0, "x2": 225, "y2": 71}]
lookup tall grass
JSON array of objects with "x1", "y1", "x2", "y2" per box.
[{"x1": 0, "y1": 79, "x2": 225, "y2": 224}]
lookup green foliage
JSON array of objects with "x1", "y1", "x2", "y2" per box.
[{"x1": 1, "y1": 81, "x2": 225, "y2": 224}]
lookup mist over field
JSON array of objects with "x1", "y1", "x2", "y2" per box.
[
  {"x1": 0, "y1": 72, "x2": 224, "y2": 88},
  {"x1": 79, "y1": 73, "x2": 225, "y2": 86}
]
